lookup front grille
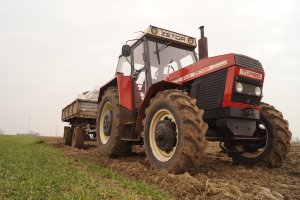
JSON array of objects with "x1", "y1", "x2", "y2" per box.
[
  {"x1": 190, "y1": 69, "x2": 227, "y2": 110},
  {"x1": 235, "y1": 54, "x2": 264, "y2": 73}
]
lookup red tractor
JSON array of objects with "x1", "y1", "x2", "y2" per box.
[{"x1": 96, "y1": 26, "x2": 291, "y2": 174}]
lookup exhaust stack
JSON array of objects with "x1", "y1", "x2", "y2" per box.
[{"x1": 198, "y1": 26, "x2": 208, "y2": 60}]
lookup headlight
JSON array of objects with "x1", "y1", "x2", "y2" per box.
[
  {"x1": 235, "y1": 82, "x2": 243, "y2": 93},
  {"x1": 255, "y1": 87, "x2": 262, "y2": 96}
]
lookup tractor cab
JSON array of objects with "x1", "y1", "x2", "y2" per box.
[{"x1": 116, "y1": 26, "x2": 198, "y2": 108}]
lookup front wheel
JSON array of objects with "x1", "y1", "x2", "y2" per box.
[
  {"x1": 226, "y1": 102, "x2": 292, "y2": 167},
  {"x1": 143, "y1": 90, "x2": 208, "y2": 174}
]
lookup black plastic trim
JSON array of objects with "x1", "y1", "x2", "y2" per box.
[
  {"x1": 204, "y1": 107, "x2": 260, "y2": 120},
  {"x1": 190, "y1": 69, "x2": 227, "y2": 110}
]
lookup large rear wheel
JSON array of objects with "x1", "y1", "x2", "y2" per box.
[
  {"x1": 226, "y1": 102, "x2": 291, "y2": 167},
  {"x1": 96, "y1": 87, "x2": 132, "y2": 157},
  {"x1": 143, "y1": 90, "x2": 208, "y2": 174}
]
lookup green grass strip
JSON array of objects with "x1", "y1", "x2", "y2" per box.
[{"x1": 0, "y1": 135, "x2": 170, "y2": 200}]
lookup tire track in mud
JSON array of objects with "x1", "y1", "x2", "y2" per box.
[{"x1": 44, "y1": 137, "x2": 300, "y2": 200}]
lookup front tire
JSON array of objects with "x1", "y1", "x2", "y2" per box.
[
  {"x1": 96, "y1": 87, "x2": 131, "y2": 157},
  {"x1": 227, "y1": 102, "x2": 291, "y2": 167},
  {"x1": 143, "y1": 90, "x2": 208, "y2": 174}
]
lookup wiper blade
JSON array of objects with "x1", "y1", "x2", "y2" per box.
[
  {"x1": 154, "y1": 41, "x2": 172, "y2": 64},
  {"x1": 155, "y1": 42, "x2": 160, "y2": 64},
  {"x1": 154, "y1": 41, "x2": 172, "y2": 55}
]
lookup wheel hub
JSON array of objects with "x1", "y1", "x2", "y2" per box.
[
  {"x1": 154, "y1": 120, "x2": 177, "y2": 152},
  {"x1": 103, "y1": 110, "x2": 112, "y2": 136}
]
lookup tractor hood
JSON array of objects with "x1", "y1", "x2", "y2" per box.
[{"x1": 166, "y1": 53, "x2": 264, "y2": 84}]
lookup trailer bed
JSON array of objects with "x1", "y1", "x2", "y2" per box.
[{"x1": 61, "y1": 99, "x2": 98, "y2": 122}]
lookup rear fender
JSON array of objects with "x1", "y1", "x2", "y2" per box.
[
  {"x1": 98, "y1": 73, "x2": 133, "y2": 112},
  {"x1": 135, "y1": 80, "x2": 180, "y2": 133}
]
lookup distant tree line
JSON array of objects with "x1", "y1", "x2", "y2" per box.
[{"x1": 17, "y1": 131, "x2": 40, "y2": 136}]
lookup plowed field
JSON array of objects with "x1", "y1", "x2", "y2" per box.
[{"x1": 44, "y1": 137, "x2": 300, "y2": 200}]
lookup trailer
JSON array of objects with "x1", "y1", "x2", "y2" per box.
[{"x1": 62, "y1": 99, "x2": 98, "y2": 148}]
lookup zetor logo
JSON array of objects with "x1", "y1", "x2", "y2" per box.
[
  {"x1": 239, "y1": 69, "x2": 263, "y2": 80},
  {"x1": 161, "y1": 30, "x2": 186, "y2": 42}
]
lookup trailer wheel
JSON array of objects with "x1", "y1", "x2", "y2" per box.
[
  {"x1": 96, "y1": 87, "x2": 131, "y2": 157},
  {"x1": 226, "y1": 102, "x2": 291, "y2": 167},
  {"x1": 71, "y1": 127, "x2": 85, "y2": 149},
  {"x1": 63, "y1": 126, "x2": 72, "y2": 146},
  {"x1": 143, "y1": 90, "x2": 208, "y2": 174}
]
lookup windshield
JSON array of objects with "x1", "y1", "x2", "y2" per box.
[{"x1": 148, "y1": 40, "x2": 197, "y2": 84}]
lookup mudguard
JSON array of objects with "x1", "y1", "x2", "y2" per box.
[
  {"x1": 98, "y1": 73, "x2": 133, "y2": 112},
  {"x1": 135, "y1": 80, "x2": 180, "y2": 132}
]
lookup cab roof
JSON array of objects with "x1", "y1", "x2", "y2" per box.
[{"x1": 129, "y1": 25, "x2": 197, "y2": 48}]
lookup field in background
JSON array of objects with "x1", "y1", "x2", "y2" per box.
[{"x1": 0, "y1": 135, "x2": 169, "y2": 199}]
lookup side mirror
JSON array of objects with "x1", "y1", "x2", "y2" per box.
[{"x1": 122, "y1": 45, "x2": 131, "y2": 57}]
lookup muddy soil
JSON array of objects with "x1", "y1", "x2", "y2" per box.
[{"x1": 43, "y1": 137, "x2": 300, "y2": 200}]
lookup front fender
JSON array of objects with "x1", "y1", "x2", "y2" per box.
[{"x1": 135, "y1": 80, "x2": 180, "y2": 133}]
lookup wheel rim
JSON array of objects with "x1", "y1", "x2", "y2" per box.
[
  {"x1": 99, "y1": 102, "x2": 112, "y2": 144},
  {"x1": 236, "y1": 123, "x2": 269, "y2": 158},
  {"x1": 149, "y1": 109, "x2": 178, "y2": 162}
]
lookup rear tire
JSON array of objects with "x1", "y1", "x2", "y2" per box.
[
  {"x1": 72, "y1": 127, "x2": 85, "y2": 149},
  {"x1": 227, "y1": 102, "x2": 291, "y2": 167},
  {"x1": 63, "y1": 126, "x2": 72, "y2": 146},
  {"x1": 143, "y1": 90, "x2": 208, "y2": 174},
  {"x1": 96, "y1": 87, "x2": 132, "y2": 157}
]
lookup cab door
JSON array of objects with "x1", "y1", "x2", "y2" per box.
[
  {"x1": 132, "y1": 41, "x2": 147, "y2": 111},
  {"x1": 115, "y1": 55, "x2": 134, "y2": 112}
]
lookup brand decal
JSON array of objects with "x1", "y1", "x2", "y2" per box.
[
  {"x1": 239, "y1": 69, "x2": 263, "y2": 80},
  {"x1": 173, "y1": 60, "x2": 228, "y2": 83},
  {"x1": 147, "y1": 26, "x2": 196, "y2": 47},
  {"x1": 161, "y1": 30, "x2": 186, "y2": 43}
]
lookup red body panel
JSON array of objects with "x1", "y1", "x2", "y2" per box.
[
  {"x1": 166, "y1": 54, "x2": 236, "y2": 84},
  {"x1": 165, "y1": 54, "x2": 265, "y2": 110},
  {"x1": 100, "y1": 53, "x2": 265, "y2": 133},
  {"x1": 117, "y1": 73, "x2": 133, "y2": 112},
  {"x1": 98, "y1": 73, "x2": 133, "y2": 112}
]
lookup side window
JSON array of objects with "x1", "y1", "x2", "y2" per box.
[
  {"x1": 133, "y1": 43, "x2": 144, "y2": 70},
  {"x1": 133, "y1": 42, "x2": 146, "y2": 102},
  {"x1": 116, "y1": 56, "x2": 131, "y2": 76}
]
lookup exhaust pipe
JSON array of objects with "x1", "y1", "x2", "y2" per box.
[{"x1": 198, "y1": 26, "x2": 208, "y2": 60}]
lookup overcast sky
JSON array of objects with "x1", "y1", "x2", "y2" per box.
[{"x1": 0, "y1": 0, "x2": 299, "y2": 139}]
